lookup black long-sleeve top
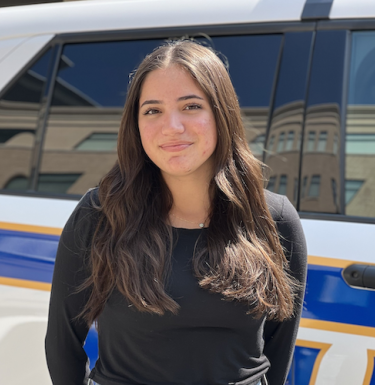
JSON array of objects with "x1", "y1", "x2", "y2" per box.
[{"x1": 45, "y1": 188, "x2": 307, "y2": 385}]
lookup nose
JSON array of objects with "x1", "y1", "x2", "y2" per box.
[{"x1": 161, "y1": 111, "x2": 185, "y2": 135}]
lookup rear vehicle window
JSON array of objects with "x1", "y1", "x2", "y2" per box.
[
  {"x1": 345, "y1": 31, "x2": 375, "y2": 218},
  {"x1": 0, "y1": 49, "x2": 52, "y2": 192}
]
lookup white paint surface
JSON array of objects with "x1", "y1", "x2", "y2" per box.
[
  {"x1": 0, "y1": 35, "x2": 53, "y2": 92},
  {"x1": 0, "y1": 0, "x2": 304, "y2": 42},
  {"x1": 0, "y1": 36, "x2": 27, "y2": 63},
  {"x1": 330, "y1": 0, "x2": 375, "y2": 19}
]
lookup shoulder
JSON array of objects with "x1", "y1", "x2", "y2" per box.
[
  {"x1": 264, "y1": 189, "x2": 299, "y2": 223},
  {"x1": 62, "y1": 187, "x2": 101, "y2": 241},
  {"x1": 264, "y1": 190, "x2": 306, "y2": 257}
]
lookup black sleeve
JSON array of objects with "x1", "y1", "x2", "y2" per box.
[
  {"x1": 45, "y1": 189, "x2": 99, "y2": 385},
  {"x1": 263, "y1": 195, "x2": 307, "y2": 385}
]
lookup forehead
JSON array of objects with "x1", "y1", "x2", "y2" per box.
[{"x1": 139, "y1": 65, "x2": 204, "y2": 98}]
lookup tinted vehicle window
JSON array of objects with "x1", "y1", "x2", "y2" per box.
[
  {"x1": 264, "y1": 32, "x2": 314, "y2": 206},
  {"x1": 0, "y1": 49, "x2": 52, "y2": 191},
  {"x1": 345, "y1": 32, "x2": 375, "y2": 218},
  {"x1": 300, "y1": 30, "x2": 347, "y2": 214},
  {"x1": 36, "y1": 35, "x2": 282, "y2": 195},
  {"x1": 38, "y1": 40, "x2": 164, "y2": 195},
  {"x1": 212, "y1": 34, "x2": 282, "y2": 160}
]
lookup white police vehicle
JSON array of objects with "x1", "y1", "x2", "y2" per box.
[{"x1": 0, "y1": 0, "x2": 374, "y2": 384}]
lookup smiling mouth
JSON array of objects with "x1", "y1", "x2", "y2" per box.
[{"x1": 160, "y1": 143, "x2": 192, "y2": 152}]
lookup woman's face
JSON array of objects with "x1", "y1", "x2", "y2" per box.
[{"x1": 138, "y1": 65, "x2": 217, "y2": 181}]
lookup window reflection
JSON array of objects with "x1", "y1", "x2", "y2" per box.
[
  {"x1": 317, "y1": 131, "x2": 327, "y2": 152},
  {"x1": 308, "y1": 175, "x2": 320, "y2": 197},
  {"x1": 38, "y1": 40, "x2": 164, "y2": 195},
  {"x1": 346, "y1": 32, "x2": 375, "y2": 217},
  {"x1": 278, "y1": 174, "x2": 288, "y2": 195},
  {"x1": 277, "y1": 132, "x2": 285, "y2": 153},
  {"x1": 213, "y1": 34, "x2": 282, "y2": 161},
  {"x1": 299, "y1": 30, "x2": 346, "y2": 214},
  {"x1": 264, "y1": 32, "x2": 314, "y2": 208},
  {"x1": 0, "y1": 49, "x2": 52, "y2": 192}
]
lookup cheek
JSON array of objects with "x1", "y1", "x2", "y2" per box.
[{"x1": 197, "y1": 119, "x2": 217, "y2": 155}]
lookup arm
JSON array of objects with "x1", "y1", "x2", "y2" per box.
[
  {"x1": 45, "y1": 190, "x2": 99, "y2": 385},
  {"x1": 263, "y1": 196, "x2": 307, "y2": 385}
]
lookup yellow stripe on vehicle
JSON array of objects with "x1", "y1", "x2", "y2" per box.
[
  {"x1": 295, "y1": 340, "x2": 331, "y2": 385},
  {"x1": 0, "y1": 221, "x2": 62, "y2": 236},
  {"x1": 300, "y1": 318, "x2": 375, "y2": 338},
  {"x1": 0, "y1": 276, "x2": 51, "y2": 291}
]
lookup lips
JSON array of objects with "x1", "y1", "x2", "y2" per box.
[{"x1": 159, "y1": 142, "x2": 192, "y2": 152}]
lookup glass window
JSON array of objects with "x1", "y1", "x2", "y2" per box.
[
  {"x1": 346, "y1": 32, "x2": 375, "y2": 217},
  {"x1": 267, "y1": 176, "x2": 276, "y2": 193},
  {"x1": 39, "y1": 39, "x2": 164, "y2": 195},
  {"x1": 285, "y1": 131, "x2": 295, "y2": 151},
  {"x1": 75, "y1": 133, "x2": 118, "y2": 151},
  {"x1": 307, "y1": 131, "x2": 316, "y2": 152},
  {"x1": 213, "y1": 34, "x2": 282, "y2": 161},
  {"x1": 264, "y1": 32, "x2": 314, "y2": 208},
  {"x1": 301, "y1": 176, "x2": 308, "y2": 198},
  {"x1": 345, "y1": 180, "x2": 364, "y2": 205},
  {"x1": 308, "y1": 175, "x2": 320, "y2": 197},
  {"x1": 278, "y1": 174, "x2": 288, "y2": 195},
  {"x1": 346, "y1": 134, "x2": 375, "y2": 155},
  {"x1": 38, "y1": 35, "x2": 282, "y2": 195},
  {"x1": 300, "y1": 30, "x2": 346, "y2": 213},
  {"x1": 333, "y1": 133, "x2": 338, "y2": 155},
  {"x1": 277, "y1": 132, "x2": 285, "y2": 153},
  {"x1": 249, "y1": 134, "x2": 265, "y2": 156},
  {"x1": 268, "y1": 135, "x2": 275, "y2": 152},
  {"x1": 317, "y1": 131, "x2": 327, "y2": 152},
  {"x1": 0, "y1": 49, "x2": 52, "y2": 191}
]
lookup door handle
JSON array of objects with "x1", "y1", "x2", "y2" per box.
[{"x1": 343, "y1": 264, "x2": 375, "y2": 290}]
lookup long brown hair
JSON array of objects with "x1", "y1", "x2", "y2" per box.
[{"x1": 81, "y1": 40, "x2": 298, "y2": 324}]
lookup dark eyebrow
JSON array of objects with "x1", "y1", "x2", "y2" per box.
[
  {"x1": 177, "y1": 94, "x2": 204, "y2": 102},
  {"x1": 140, "y1": 99, "x2": 162, "y2": 108},
  {"x1": 140, "y1": 94, "x2": 204, "y2": 108}
]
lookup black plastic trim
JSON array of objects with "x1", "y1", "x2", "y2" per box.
[
  {"x1": 339, "y1": 31, "x2": 352, "y2": 215},
  {"x1": 318, "y1": 19, "x2": 375, "y2": 31},
  {"x1": 301, "y1": 0, "x2": 334, "y2": 21},
  {"x1": 263, "y1": 34, "x2": 285, "y2": 162},
  {"x1": 299, "y1": 211, "x2": 375, "y2": 224},
  {"x1": 0, "y1": 189, "x2": 82, "y2": 201},
  {"x1": 29, "y1": 43, "x2": 63, "y2": 191},
  {"x1": 52, "y1": 22, "x2": 316, "y2": 45}
]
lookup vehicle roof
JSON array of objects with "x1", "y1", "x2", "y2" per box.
[{"x1": 0, "y1": 0, "x2": 374, "y2": 42}]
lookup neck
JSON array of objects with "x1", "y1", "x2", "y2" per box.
[{"x1": 162, "y1": 173, "x2": 212, "y2": 229}]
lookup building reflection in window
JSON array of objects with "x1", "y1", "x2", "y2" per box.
[
  {"x1": 307, "y1": 131, "x2": 316, "y2": 152},
  {"x1": 308, "y1": 175, "x2": 320, "y2": 197},
  {"x1": 346, "y1": 31, "x2": 375, "y2": 217},
  {"x1": 278, "y1": 174, "x2": 288, "y2": 195},
  {"x1": 277, "y1": 132, "x2": 285, "y2": 153},
  {"x1": 317, "y1": 131, "x2": 327, "y2": 152},
  {"x1": 285, "y1": 131, "x2": 294, "y2": 151},
  {"x1": 0, "y1": 49, "x2": 52, "y2": 191},
  {"x1": 267, "y1": 176, "x2": 276, "y2": 193}
]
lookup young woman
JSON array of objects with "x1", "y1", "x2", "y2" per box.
[{"x1": 45, "y1": 40, "x2": 307, "y2": 385}]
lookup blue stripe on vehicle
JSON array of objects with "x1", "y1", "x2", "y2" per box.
[
  {"x1": 301, "y1": 0, "x2": 334, "y2": 20},
  {"x1": 0, "y1": 228, "x2": 58, "y2": 283},
  {"x1": 302, "y1": 264, "x2": 375, "y2": 328},
  {"x1": 2, "y1": 228, "x2": 375, "y2": 330}
]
